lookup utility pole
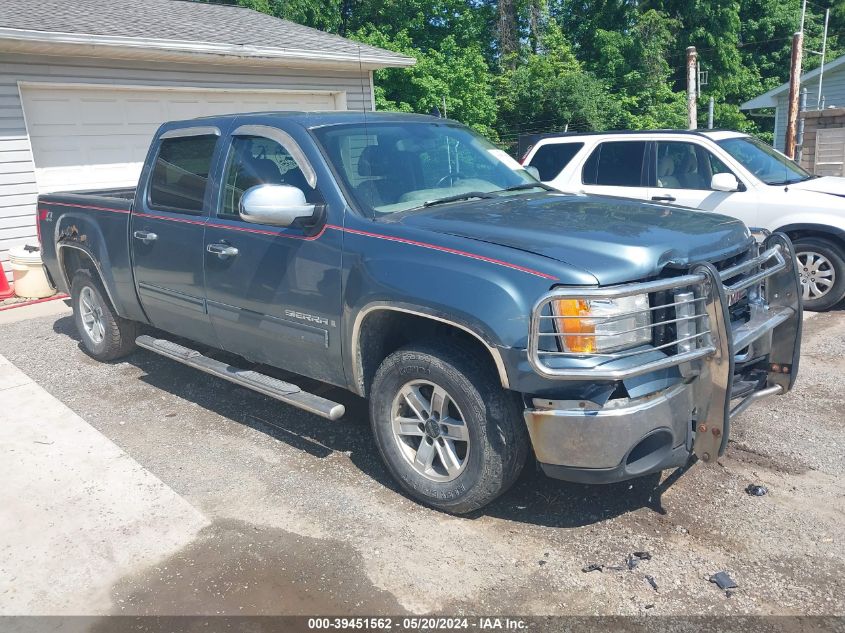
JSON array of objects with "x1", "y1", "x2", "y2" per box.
[
  {"x1": 686, "y1": 46, "x2": 698, "y2": 130},
  {"x1": 708, "y1": 97, "x2": 715, "y2": 129},
  {"x1": 818, "y1": 8, "x2": 830, "y2": 109},
  {"x1": 785, "y1": 31, "x2": 804, "y2": 159},
  {"x1": 797, "y1": 88, "x2": 808, "y2": 163}
]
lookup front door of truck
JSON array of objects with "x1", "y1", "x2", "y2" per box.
[
  {"x1": 203, "y1": 124, "x2": 344, "y2": 385},
  {"x1": 131, "y1": 127, "x2": 222, "y2": 345}
]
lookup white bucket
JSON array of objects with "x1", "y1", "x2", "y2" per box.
[{"x1": 9, "y1": 246, "x2": 55, "y2": 299}]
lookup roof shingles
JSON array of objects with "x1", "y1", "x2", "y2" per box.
[{"x1": 0, "y1": 0, "x2": 411, "y2": 64}]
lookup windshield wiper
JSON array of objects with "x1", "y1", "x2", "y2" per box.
[
  {"x1": 496, "y1": 182, "x2": 555, "y2": 193},
  {"x1": 422, "y1": 191, "x2": 497, "y2": 207}
]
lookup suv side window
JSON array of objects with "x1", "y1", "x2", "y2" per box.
[
  {"x1": 148, "y1": 135, "x2": 218, "y2": 213},
  {"x1": 220, "y1": 134, "x2": 318, "y2": 219},
  {"x1": 528, "y1": 142, "x2": 584, "y2": 181},
  {"x1": 654, "y1": 141, "x2": 737, "y2": 190},
  {"x1": 582, "y1": 141, "x2": 647, "y2": 187}
]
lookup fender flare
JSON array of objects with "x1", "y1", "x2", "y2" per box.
[
  {"x1": 349, "y1": 302, "x2": 511, "y2": 395},
  {"x1": 56, "y1": 242, "x2": 121, "y2": 314},
  {"x1": 776, "y1": 223, "x2": 845, "y2": 246}
]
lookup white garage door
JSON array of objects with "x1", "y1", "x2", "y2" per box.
[{"x1": 20, "y1": 83, "x2": 343, "y2": 193}]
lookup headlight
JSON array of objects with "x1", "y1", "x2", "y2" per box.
[{"x1": 551, "y1": 294, "x2": 651, "y2": 353}]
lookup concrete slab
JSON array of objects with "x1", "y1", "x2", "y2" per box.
[
  {"x1": 0, "y1": 296, "x2": 72, "y2": 326},
  {"x1": 0, "y1": 353, "x2": 209, "y2": 615}
]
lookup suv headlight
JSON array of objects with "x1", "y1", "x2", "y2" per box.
[{"x1": 551, "y1": 294, "x2": 651, "y2": 353}]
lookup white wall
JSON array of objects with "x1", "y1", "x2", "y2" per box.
[
  {"x1": 773, "y1": 67, "x2": 845, "y2": 151},
  {"x1": 0, "y1": 52, "x2": 374, "y2": 283}
]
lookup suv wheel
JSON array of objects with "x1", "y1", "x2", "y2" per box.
[
  {"x1": 369, "y1": 342, "x2": 528, "y2": 514},
  {"x1": 71, "y1": 270, "x2": 138, "y2": 361},
  {"x1": 793, "y1": 237, "x2": 845, "y2": 311}
]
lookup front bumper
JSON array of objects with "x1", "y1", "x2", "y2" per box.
[{"x1": 523, "y1": 233, "x2": 802, "y2": 483}]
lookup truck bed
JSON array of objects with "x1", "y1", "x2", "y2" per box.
[
  {"x1": 66, "y1": 187, "x2": 137, "y2": 201},
  {"x1": 38, "y1": 188, "x2": 147, "y2": 322}
]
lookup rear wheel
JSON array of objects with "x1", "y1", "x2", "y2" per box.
[
  {"x1": 793, "y1": 237, "x2": 845, "y2": 311},
  {"x1": 71, "y1": 270, "x2": 138, "y2": 361},
  {"x1": 369, "y1": 342, "x2": 528, "y2": 514}
]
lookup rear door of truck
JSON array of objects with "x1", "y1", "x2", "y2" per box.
[{"x1": 130, "y1": 126, "x2": 223, "y2": 344}]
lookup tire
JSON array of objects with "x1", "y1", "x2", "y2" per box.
[
  {"x1": 793, "y1": 236, "x2": 845, "y2": 311},
  {"x1": 369, "y1": 342, "x2": 529, "y2": 514},
  {"x1": 71, "y1": 270, "x2": 138, "y2": 361}
]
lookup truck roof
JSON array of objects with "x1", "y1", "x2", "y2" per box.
[{"x1": 172, "y1": 110, "x2": 443, "y2": 129}]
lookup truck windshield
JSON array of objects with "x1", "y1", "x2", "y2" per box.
[
  {"x1": 312, "y1": 121, "x2": 539, "y2": 215},
  {"x1": 716, "y1": 136, "x2": 813, "y2": 185}
]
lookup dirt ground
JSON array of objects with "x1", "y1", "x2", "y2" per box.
[{"x1": 0, "y1": 305, "x2": 842, "y2": 616}]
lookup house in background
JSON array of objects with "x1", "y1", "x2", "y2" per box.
[
  {"x1": 741, "y1": 53, "x2": 845, "y2": 152},
  {"x1": 0, "y1": 0, "x2": 414, "y2": 282}
]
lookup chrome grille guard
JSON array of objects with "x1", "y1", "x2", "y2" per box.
[{"x1": 527, "y1": 233, "x2": 803, "y2": 461}]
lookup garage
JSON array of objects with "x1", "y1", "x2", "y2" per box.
[
  {"x1": 20, "y1": 84, "x2": 344, "y2": 192},
  {"x1": 0, "y1": 0, "x2": 414, "y2": 281}
]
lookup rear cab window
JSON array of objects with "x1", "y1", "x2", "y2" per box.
[
  {"x1": 148, "y1": 134, "x2": 219, "y2": 213},
  {"x1": 528, "y1": 142, "x2": 584, "y2": 181},
  {"x1": 582, "y1": 141, "x2": 648, "y2": 187}
]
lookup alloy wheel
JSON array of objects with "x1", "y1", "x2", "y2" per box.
[
  {"x1": 390, "y1": 379, "x2": 470, "y2": 482},
  {"x1": 79, "y1": 285, "x2": 105, "y2": 344}
]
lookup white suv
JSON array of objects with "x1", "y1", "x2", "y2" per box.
[{"x1": 521, "y1": 130, "x2": 845, "y2": 310}]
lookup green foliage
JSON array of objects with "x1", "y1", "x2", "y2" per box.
[{"x1": 235, "y1": 0, "x2": 840, "y2": 149}]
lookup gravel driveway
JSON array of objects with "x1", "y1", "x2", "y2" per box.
[{"x1": 0, "y1": 306, "x2": 842, "y2": 616}]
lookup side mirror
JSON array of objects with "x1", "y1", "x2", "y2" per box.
[
  {"x1": 711, "y1": 172, "x2": 740, "y2": 192},
  {"x1": 239, "y1": 184, "x2": 316, "y2": 227},
  {"x1": 524, "y1": 165, "x2": 541, "y2": 180}
]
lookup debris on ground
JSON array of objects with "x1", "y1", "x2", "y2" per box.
[
  {"x1": 582, "y1": 563, "x2": 603, "y2": 573},
  {"x1": 645, "y1": 575, "x2": 658, "y2": 591},
  {"x1": 627, "y1": 551, "x2": 652, "y2": 570},
  {"x1": 709, "y1": 571, "x2": 738, "y2": 590},
  {"x1": 745, "y1": 484, "x2": 768, "y2": 496}
]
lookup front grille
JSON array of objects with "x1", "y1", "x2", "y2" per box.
[{"x1": 528, "y1": 240, "x2": 790, "y2": 381}]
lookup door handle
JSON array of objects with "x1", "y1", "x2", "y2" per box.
[
  {"x1": 133, "y1": 230, "x2": 158, "y2": 244},
  {"x1": 207, "y1": 243, "x2": 239, "y2": 258},
  {"x1": 651, "y1": 195, "x2": 676, "y2": 202}
]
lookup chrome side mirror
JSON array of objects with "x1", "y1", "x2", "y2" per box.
[
  {"x1": 711, "y1": 172, "x2": 740, "y2": 192},
  {"x1": 239, "y1": 184, "x2": 316, "y2": 227}
]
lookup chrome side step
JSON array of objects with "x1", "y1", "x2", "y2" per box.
[{"x1": 135, "y1": 335, "x2": 345, "y2": 420}]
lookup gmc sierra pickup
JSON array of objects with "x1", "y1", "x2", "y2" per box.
[{"x1": 37, "y1": 112, "x2": 802, "y2": 513}]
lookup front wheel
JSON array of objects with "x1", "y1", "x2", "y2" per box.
[
  {"x1": 369, "y1": 342, "x2": 528, "y2": 514},
  {"x1": 793, "y1": 237, "x2": 845, "y2": 311}
]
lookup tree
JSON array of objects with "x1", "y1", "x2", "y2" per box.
[
  {"x1": 496, "y1": 22, "x2": 624, "y2": 144},
  {"x1": 353, "y1": 29, "x2": 500, "y2": 137}
]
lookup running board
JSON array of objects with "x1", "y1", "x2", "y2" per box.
[{"x1": 135, "y1": 335, "x2": 345, "y2": 420}]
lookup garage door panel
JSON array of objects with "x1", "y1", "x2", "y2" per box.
[{"x1": 20, "y1": 84, "x2": 342, "y2": 193}]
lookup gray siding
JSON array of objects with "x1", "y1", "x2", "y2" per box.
[
  {"x1": 773, "y1": 67, "x2": 845, "y2": 151},
  {"x1": 0, "y1": 52, "x2": 373, "y2": 282}
]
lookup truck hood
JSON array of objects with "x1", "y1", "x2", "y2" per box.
[
  {"x1": 383, "y1": 193, "x2": 752, "y2": 285},
  {"x1": 787, "y1": 176, "x2": 845, "y2": 197}
]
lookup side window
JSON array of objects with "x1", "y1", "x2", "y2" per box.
[
  {"x1": 148, "y1": 135, "x2": 218, "y2": 213},
  {"x1": 655, "y1": 141, "x2": 737, "y2": 190},
  {"x1": 528, "y1": 142, "x2": 584, "y2": 181},
  {"x1": 220, "y1": 135, "x2": 317, "y2": 219},
  {"x1": 582, "y1": 141, "x2": 647, "y2": 187}
]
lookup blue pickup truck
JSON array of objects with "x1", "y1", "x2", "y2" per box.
[{"x1": 37, "y1": 112, "x2": 802, "y2": 513}]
